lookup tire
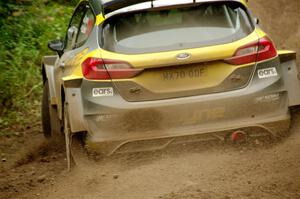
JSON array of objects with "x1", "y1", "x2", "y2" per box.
[{"x1": 41, "y1": 80, "x2": 61, "y2": 139}]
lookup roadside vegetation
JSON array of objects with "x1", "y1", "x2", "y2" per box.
[{"x1": 0, "y1": 0, "x2": 77, "y2": 135}]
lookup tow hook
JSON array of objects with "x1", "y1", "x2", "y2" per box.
[{"x1": 231, "y1": 130, "x2": 247, "y2": 143}]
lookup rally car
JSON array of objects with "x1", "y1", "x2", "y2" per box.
[{"x1": 42, "y1": 0, "x2": 300, "y2": 169}]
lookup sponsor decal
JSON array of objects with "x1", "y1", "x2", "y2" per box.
[
  {"x1": 258, "y1": 67, "x2": 278, "y2": 79},
  {"x1": 255, "y1": 93, "x2": 280, "y2": 103},
  {"x1": 93, "y1": 88, "x2": 114, "y2": 97},
  {"x1": 95, "y1": 114, "x2": 113, "y2": 122}
]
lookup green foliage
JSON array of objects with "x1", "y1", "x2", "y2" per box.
[{"x1": 0, "y1": 0, "x2": 76, "y2": 131}]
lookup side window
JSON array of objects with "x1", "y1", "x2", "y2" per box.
[
  {"x1": 65, "y1": 3, "x2": 86, "y2": 51},
  {"x1": 76, "y1": 8, "x2": 95, "y2": 47}
]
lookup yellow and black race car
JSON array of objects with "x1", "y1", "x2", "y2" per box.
[{"x1": 42, "y1": 0, "x2": 300, "y2": 169}]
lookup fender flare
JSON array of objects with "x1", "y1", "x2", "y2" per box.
[
  {"x1": 278, "y1": 50, "x2": 300, "y2": 107},
  {"x1": 42, "y1": 56, "x2": 59, "y2": 106}
]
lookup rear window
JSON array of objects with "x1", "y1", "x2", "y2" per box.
[{"x1": 101, "y1": 2, "x2": 254, "y2": 54}]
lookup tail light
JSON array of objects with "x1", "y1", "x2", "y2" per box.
[
  {"x1": 224, "y1": 37, "x2": 277, "y2": 65},
  {"x1": 82, "y1": 57, "x2": 143, "y2": 80}
]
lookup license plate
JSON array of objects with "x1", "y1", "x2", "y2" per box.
[{"x1": 162, "y1": 66, "x2": 206, "y2": 81}]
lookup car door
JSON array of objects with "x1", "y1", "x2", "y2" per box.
[
  {"x1": 54, "y1": 1, "x2": 95, "y2": 114},
  {"x1": 57, "y1": 2, "x2": 87, "y2": 77}
]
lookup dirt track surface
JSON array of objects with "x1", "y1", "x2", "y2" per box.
[
  {"x1": 1, "y1": 1, "x2": 300, "y2": 199},
  {"x1": 1, "y1": 112, "x2": 300, "y2": 199}
]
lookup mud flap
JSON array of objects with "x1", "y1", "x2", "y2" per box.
[
  {"x1": 42, "y1": 56, "x2": 58, "y2": 106},
  {"x1": 279, "y1": 51, "x2": 300, "y2": 107},
  {"x1": 64, "y1": 101, "x2": 74, "y2": 171},
  {"x1": 65, "y1": 128, "x2": 73, "y2": 171},
  {"x1": 63, "y1": 88, "x2": 86, "y2": 171}
]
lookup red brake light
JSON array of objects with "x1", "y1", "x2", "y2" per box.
[
  {"x1": 256, "y1": 38, "x2": 277, "y2": 62},
  {"x1": 82, "y1": 58, "x2": 143, "y2": 80},
  {"x1": 224, "y1": 37, "x2": 277, "y2": 65},
  {"x1": 82, "y1": 58, "x2": 110, "y2": 80}
]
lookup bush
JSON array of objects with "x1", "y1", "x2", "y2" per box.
[{"x1": 0, "y1": 0, "x2": 76, "y2": 131}]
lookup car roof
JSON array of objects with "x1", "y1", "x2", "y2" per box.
[{"x1": 86, "y1": 0, "x2": 248, "y2": 15}]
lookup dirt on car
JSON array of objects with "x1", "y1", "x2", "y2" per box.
[{"x1": 1, "y1": 0, "x2": 300, "y2": 198}]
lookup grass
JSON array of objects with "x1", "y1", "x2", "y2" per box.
[{"x1": 0, "y1": 0, "x2": 76, "y2": 133}]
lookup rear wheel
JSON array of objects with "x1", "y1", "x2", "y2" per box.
[{"x1": 41, "y1": 80, "x2": 61, "y2": 139}]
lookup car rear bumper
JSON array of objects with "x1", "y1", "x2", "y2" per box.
[
  {"x1": 85, "y1": 118, "x2": 290, "y2": 155},
  {"x1": 80, "y1": 65, "x2": 290, "y2": 144},
  {"x1": 61, "y1": 57, "x2": 294, "y2": 154}
]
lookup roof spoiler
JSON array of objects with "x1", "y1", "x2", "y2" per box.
[
  {"x1": 102, "y1": 0, "x2": 202, "y2": 14},
  {"x1": 103, "y1": 0, "x2": 150, "y2": 13},
  {"x1": 102, "y1": 0, "x2": 246, "y2": 14}
]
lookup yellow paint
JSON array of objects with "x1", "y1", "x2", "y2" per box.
[
  {"x1": 62, "y1": 27, "x2": 268, "y2": 91},
  {"x1": 131, "y1": 61, "x2": 252, "y2": 93},
  {"x1": 96, "y1": 14, "x2": 105, "y2": 25},
  {"x1": 62, "y1": 75, "x2": 82, "y2": 82},
  {"x1": 277, "y1": 50, "x2": 296, "y2": 55},
  {"x1": 239, "y1": 0, "x2": 248, "y2": 6},
  {"x1": 99, "y1": 31, "x2": 259, "y2": 69},
  {"x1": 255, "y1": 28, "x2": 267, "y2": 38},
  {"x1": 62, "y1": 47, "x2": 113, "y2": 82},
  {"x1": 72, "y1": 48, "x2": 89, "y2": 74},
  {"x1": 61, "y1": 48, "x2": 90, "y2": 81},
  {"x1": 92, "y1": 30, "x2": 259, "y2": 92}
]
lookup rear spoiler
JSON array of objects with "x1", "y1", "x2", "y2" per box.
[
  {"x1": 278, "y1": 50, "x2": 297, "y2": 63},
  {"x1": 103, "y1": 0, "x2": 150, "y2": 14},
  {"x1": 102, "y1": 0, "x2": 247, "y2": 14}
]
